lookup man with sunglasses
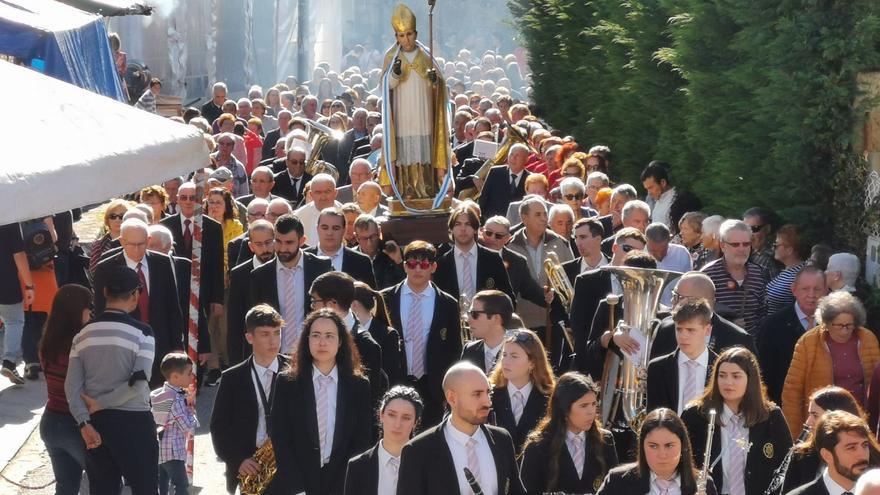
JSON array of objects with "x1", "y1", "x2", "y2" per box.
[
  {"x1": 479, "y1": 216, "x2": 550, "y2": 314},
  {"x1": 380, "y1": 240, "x2": 462, "y2": 427},
  {"x1": 461, "y1": 290, "x2": 514, "y2": 374},
  {"x1": 434, "y1": 205, "x2": 514, "y2": 304},
  {"x1": 93, "y1": 219, "x2": 182, "y2": 389},
  {"x1": 743, "y1": 206, "x2": 782, "y2": 281},
  {"x1": 700, "y1": 219, "x2": 768, "y2": 335},
  {"x1": 271, "y1": 146, "x2": 312, "y2": 207}
]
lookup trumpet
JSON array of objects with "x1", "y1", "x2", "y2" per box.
[
  {"x1": 697, "y1": 409, "x2": 717, "y2": 495},
  {"x1": 238, "y1": 438, "x2": 276, "y2": 495},
  {"x1": 543, "y1": 251, "x2": 575, "y2": 351}
]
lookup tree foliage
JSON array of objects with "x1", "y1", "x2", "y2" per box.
[{"x1": 508, "y1": 0, "x2": 880, "y2": 248}]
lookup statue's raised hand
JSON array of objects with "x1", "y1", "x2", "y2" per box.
[{"x1": 427, "y1": 68, "x2": 438, "y2": 84}]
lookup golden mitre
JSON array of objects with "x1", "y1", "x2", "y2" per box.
[{"x1": 391, "y1": 4, "x2": 416, "y2": 33}]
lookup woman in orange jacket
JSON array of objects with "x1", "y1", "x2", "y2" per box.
[{"x1": 782, "y1": 291, "x2": 880, "y2": 437}]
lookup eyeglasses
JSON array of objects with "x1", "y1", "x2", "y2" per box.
[
  {"x1": 468, "y1": 310, "x2": 495, "y2": 319},
  {"x1": 250, "y1": 240, "x2": 274, "y2": 248},
  {"x1": 310, "y1": 298, "x2": 335, "y2": 309},
  {"x1": 564, "y1": 194, "x2": 585, "y2": 201},
  {"x1": 107, "y1": 213, "x2": 124, "y2": 220},
  {"x1": 829, "y1": 323, "x2": 856, "y2": 331},
  {"x1": 178, "y1": 194, "x2": 197, "y2": 201},
  {"x1": 620, "y1": 244, "x2": 637, "y2": 253},
  {"x1": 723, "y1": 241, "x2": 751, "y2": 248},
  {"x1": 749, "y1": 224, "x2": 765, "y2": 233},
  {"x1": 482, "y1": 230, "x2": 507, "y2": 240},
  {"x1": 288, "y1": 159, "x2": 305, "y2": 165},
  {"x1": 405, "y1": 258, "x2": 432, "y2": 270}
]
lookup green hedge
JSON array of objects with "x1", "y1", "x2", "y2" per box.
[{"x1": 509, "y1": 0, "x2": 880, "y2": 249}]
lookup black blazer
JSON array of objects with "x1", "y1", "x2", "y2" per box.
[
  {"x1": 365, "y1": 318, "x2": 404, "y2": 386},
  {"x1": 453, "y1": 140, "x2": 475, "y2": 166},
  {"x1": 226, "y1": 234, "x2": 253, "y2": 272},
  {"x1": 785, "y1": 474, "x2": 829, "y2": 495},
  {"x1": 344, "y1": 442, "x2": 382, "y2": 495},
  {"x1": 433, "y1": 244, "x2": 515, "y2": 302},
  {"x1": 490, "y1": 385, "x2": 550, "y2": 455},
  {"x1": 520, "y1": 429, "x2": 618, "y2": 495},
  {"x1": 159, "y1": 213, "x2": 224, "y2": 308},
  {"x1": 210, "y1": 355, "x2": 288, "y2": 494},
  {"x1": 570, "y1": 269, "x2": 613, "y2": 378},
  {"x1": 461, "y1": 340, "x2": 497, "y2": 374},
  {"x1": 681, "y1": 404, "x2": 792, "y2": 495},
  {"x1": 380, "y1": 281, "x2": 463, "y2": 425},
  {"x1": 304, "y1": 245, "x2": 377, "y2": 288},
  {"x1": 782, "y1": 449, "x2": 821, "y2": 494},
  {"x1": 478, "y1": 165, "x2": 531, "y2": 220},
  {"x1": 261, "y1": 127, "x2": 282, "y2": 161},
  {"x1": 93, "y1": 251, "x2": 183, "y2": 386},
  {"x1": 562, "y1": 256, "x2": 610, "y2": 287},
  {"x1": 597, "y1": 215, "x2": 615, "y2": 240},
  {"x1": 227, "y1": 258, "x2": 256, "y2": 366},
  {"x1": 756, "y1": 304, "x2": 808, "y2": 404},
  {"x1": 646, "y1": 349, "x2": 717, "y2": 413},
  {"x1": 651, "y1": 313, "x2": 757, "y2": 361},
  {"x1": 396, "y1": 420, "x2": 527, "y2": 495},
  {"x1": 454, "y1": 156, "x2": 484, "y2": 193},
  {"x1": 249, "y1": 254, "x2": 333, "y2": 323},
  {"x1": 597, "y1": 463, "x2": 717, "y2": 495},
  {"x1": 500, "y1": 246, "x2": 547, "y2": 308},
  {"x1": 272, "y1": 170, "x2": 312, "y2": 205},
  {"x1": 270, "y1": 370, "x2": 372, "y2": 495},
  {"x1": 350, "y1": 320, "x2": 387, "y2": 407},
  {"x1": 370, "y1": 250, "x2": 406, "y2": 290}
]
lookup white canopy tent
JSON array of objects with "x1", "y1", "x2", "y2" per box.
[{"x1": 0, "y1": 60, "x2": 209, "y2": 225}]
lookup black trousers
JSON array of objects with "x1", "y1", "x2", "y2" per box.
[{"x1": 86, "y1": 409, "x2": 158, "y2": 495}]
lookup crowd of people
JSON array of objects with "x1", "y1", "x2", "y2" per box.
[{"x1": 4, "y1": 22, "x2": 880, "y2": 495}]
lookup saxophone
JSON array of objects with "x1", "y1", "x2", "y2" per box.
[
  {"x1": 238, "y1": 438, "x2": 277, "y2": 495},
  {"x1": 764, "y1": 424, "x2": 811, "y2": 495},
  {"x1": 697, "y1": 409, "x2": 717, "y2": 495}
]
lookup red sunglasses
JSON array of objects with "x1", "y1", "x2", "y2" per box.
[{"x1": 405, "y1": 258, "x2": 432, "y2": 270}]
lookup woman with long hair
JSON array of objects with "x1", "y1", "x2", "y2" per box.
[
  {"x1": 38, "y1": 284, "x2": 93, "y2": 495},
  {"x1": 597, "y1": 407, "x2": 715, "y2": 494},
  {"x1": 270, "y1": 309, "x2": 372, "y2": 494},
  {"x1": 351, "y1": 281, "x2": 401, "y2": 384},
  {"x1": 682, "y1": 347, "x2": 792, "y2": 495},
  {"x1": 521, "y1": 372, "x2": 617, "y2": 494},
  {"x1": 782, "y1": 386, "x2": 877, "y2": 493},
  {"x1": 343, "y1": 386, "x2": 424, "y2": 495},
  {"x1": 488, "y1": 329, "x2": 555, "y2": 455},
  {"x1": 205, "y1": 187, "x2": 244, "y2": 276}
]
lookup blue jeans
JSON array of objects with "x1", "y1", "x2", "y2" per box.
[
  {"x1": 0, "y1": 302, "x2": 24, "y2": 364},
  {"x1": 39, "y1": 411, "x2": 86, "y2": 495},
  {"x1": 159, "y1": 460, "x2": 189, "y2": 495}
]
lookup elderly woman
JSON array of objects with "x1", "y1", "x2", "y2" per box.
[
  {"x1": 138, "y1": 185, "x2": 168, "y2": 224},
  {"x1": 251, "y1": 98, "x2": 278, "y2": 134},
  {"x1": 782, "y1": 291, "x2": 880, "y2": 437},
  {"x1": 548, "y1": 204, "x2": 575, "y2": 241},
  {"x1": 558, "y1": 177, "x2": 595, "y2": 220},
  {"x1": 766, "y1": 224, "x2": 808, "y2": 314},
  {"x1": 695, "y1": 214, "x2": 723, "y2": 269},
  {"x1": 88, "y1": 199, "x2": 132, "y2": 273}
]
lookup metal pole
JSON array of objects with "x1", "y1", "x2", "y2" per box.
[{"x1": 428, "y1": 0, "x2": 435, "y2": 55}]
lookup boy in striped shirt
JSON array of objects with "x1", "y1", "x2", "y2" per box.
[{"x1": 151, "y1": 352, "x2": 198, "y2": 495}]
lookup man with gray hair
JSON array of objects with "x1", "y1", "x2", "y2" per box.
[
  {"x1": 598, "y1": 183, "x2": 638, "y2": 242},
  {"x1": 93, "y1": 219, "x2": 182, "y2": 387},
  {"x1": 600, "y1": 197, "x2": 650, "y2": 257},
  {"x1": 294, "y1": 173, "x2": 341, "y2": 245},
  {"x1": 700, "y1": 219, "x2": 768, "y2": 335},
  {"x1": 477, "y1": 142, "x2": 532, "y2": 220},
  {"x1": 271, "y1": 146, "x2": 311, "y2": 206},
  {"x1": 854, "y1": 468, "x2": 880, "y2": 495},
  {"x1": 645, "y1": 222, "x2": 693, "y2": 305},
  {"x1": 585, "y1": 171, "x2": 609, "y2": 210},
  {"x1": 548, "y1": 203, "x2": 575, "y2": 241},
  {"x1": 336, "y1": 158, "x2": 374, "y2": 204},
  {"x1": 261, "y1": 109, "x2": 292, "y2": 160},
  {"x1": 827, "y1": 253, "x2": 860, "y2": 295},
  {"x1": 201, "y1": 81, "x2": 227, "y2": 124}
]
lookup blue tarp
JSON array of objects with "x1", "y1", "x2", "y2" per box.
[{"x1": 0, "y1": 0, "x2": 125, "y2": 101}]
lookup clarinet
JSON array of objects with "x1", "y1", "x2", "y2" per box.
[
  {"x1": 764, "y1": 423, "x2": 811, "y2": 495},
  {"x1": 464, "y1": 467, "x2": 485, "y2": 495}
]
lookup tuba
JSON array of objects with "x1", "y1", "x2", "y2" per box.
[
  {"x1": 543, "y1": 251, "x2": 575, "y2": 350},
  {"x1": 304, "y1": 119, "x2": 342, "y2": 183},
  {"x1": 458, "y1": 125, "x2": 535, "y2": 200},
  {"x1": 238, "y1": 438, "x2": 276, "y2": 495},
  {"x1": 599, "y1": 267, "x2": 681, "y2": 428}
]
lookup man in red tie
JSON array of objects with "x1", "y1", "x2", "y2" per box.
[{"x1": 93, "y1": 219, "x2": 183, "y2": 387}]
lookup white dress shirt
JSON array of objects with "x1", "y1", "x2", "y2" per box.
[
  {"x1": 377, "y1": 440, "x2": 401, "y2": 495},
  {"x1": 483, "y1": 340, "x2": 504, "y2": 373},
  {"x1": 647, "y1": 186, "x2": 676, "y2": 229},
  {"x1": 400, "y1": 282, "x2": 436, "y2": 375},
  {"x1": 821, "y1": 467, "x2": 851, "y2": 495},
  {"x1": 312, "y1": 365, "x2": 339, "y2": 465},
  {"x1": 720, "y1": 404, "x2": 749, "y2": 495},
  {"x1": 444, "y1": 423, "x2": 499, "y2": 495},
  {"x1": 676, "y1": 348, "x2": 709, "y2": 414},
  {"x1": 276, "y1": 255, "x2": 305, "y2": 353},
  {"x1": 507, "y1": 380, "x2": 533, "y2": 424},
  {"x1": 250, "y1": 357, "x2": 279, "y2": 447},
  {"x1": 581, "y1": 255, "x2": 608, "y2": 273},
  {"x1": 317, "y1": 245, "x2": 344, "y2": 272},
  {"x1": 648, "y1": 472, "x2": 682, "y2": 495},
  {"x1": 124, "y1": 253, "x2": 150, "y2": 293},
  {"x1": 454, "y1": 244, "x2": 479, "y2": 298},
  {"x1": 179, "y1": 214, "x2": 195, "y2": 238}
]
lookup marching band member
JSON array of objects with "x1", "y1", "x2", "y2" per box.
[
  {"x1": 270, "y1": 309, "x2": 372, "y2": 495},
  {"x1": 461, "y1": 290, "x2": 515, "y2": 374},
  {"x1": 352, "y1": 281, "x2": 403, "y2": 385},
  {"x1": 596, "y1": 407, "x2": 716, "y2": 495},
  {"x1": 783, "y1": 386, "x2": 870, "y2": 493},
  {"x1": 681, "y1": 347, "x2": 792, "y2": 495},
  {"x1": 487, "y1": 328, "x2": 555, "y2": 454},
  {"x1": 344, "y1": 386, "x2": 424, "y2": 495},
  {"x1": 520, "y1": 372, "x2": 617, "y2": 494},
  {"x1": 396, "y1": 362, "x2": 527, "y2": 495},
  {"x1": 647, "y1": 299, "x2": 717, "y2": 415}
]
